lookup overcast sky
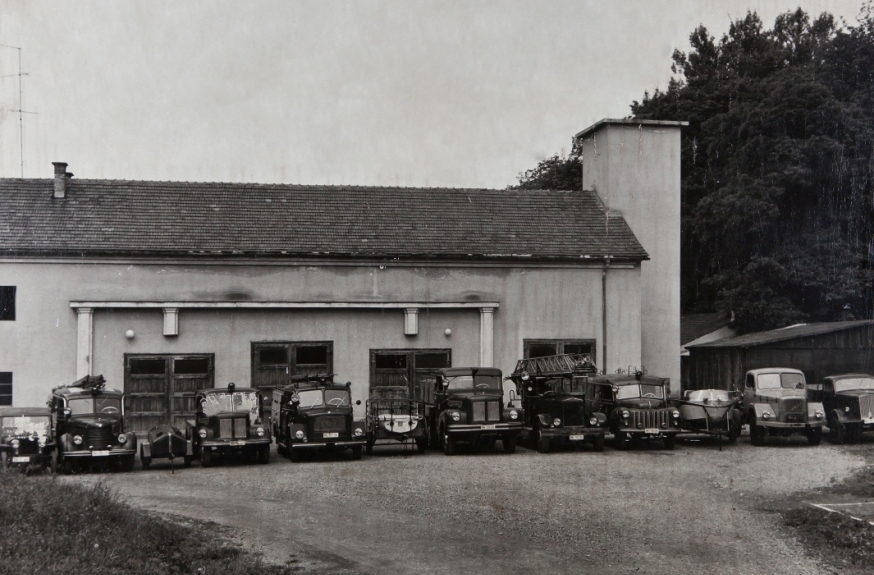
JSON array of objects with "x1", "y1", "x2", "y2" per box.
[{"x1": 0, "y1": 0, "x2": 866, "y2": 188}]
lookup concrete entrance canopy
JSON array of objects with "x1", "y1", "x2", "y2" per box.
[{"x1": 70, "y1": 300, "x2": 500, "y2": 378}]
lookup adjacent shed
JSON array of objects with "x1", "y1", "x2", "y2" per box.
[{"x1": 685, "y1": 320, "x2": 874, "y2": 391}]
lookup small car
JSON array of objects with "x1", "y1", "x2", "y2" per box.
[
  {"x1": 48, "y1": 374, "x2": 137, "y2": 473},
  {"x1": 742, "y1": 368, "x2": 825, "y2": 446},
  {"x1": 189, "y1": 383, "x2": 271, "y2": 467},
  {"x1": 0, "y1": 407, "x2": 56, "y2": 473},
  {"x1": 808, "y1": 373, "x2": 874, "y2": 443},
  {"x1": 140, "y1": 424, "x2": 193, "y2": 469},
  {"x1": 675, "y1": 389, "x2": 742, "y2": 443}
]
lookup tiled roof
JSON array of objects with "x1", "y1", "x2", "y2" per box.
[
  {"x1": 0, "y1": 178, "x2": 648, "y2": 261},
  {"x1": 688, "y1": 320, "x2": 874, "y2": 349},
  {"x1": 681, "y1": 311, "x2": 734, "y2": 345}
]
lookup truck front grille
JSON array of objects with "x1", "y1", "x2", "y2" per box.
[
  {"x1": 630, "y1": 409, "x2": 671, "y2": 429},
  {"x1": 487, "y1": 401, "x2": 501, "y2": 422},
  {"x1": 859, "y1": 394, "x2": 874, "y2": 417},
  {"x1": 219, "y1": 418, "x2": 248, "y2": 439},
  {"x1": 472, "y1": 401, "x2": 501, "y2": 423},
  {"x1": 313, "y1": 415, "x2": 346, "y2": 433},
  {"x1": 781, "y1": 397, "x2": 804, "y2": 413},
  {"x1": 87, "y1": 427, "x2": 112, "y2": 448},
  {"x1": 17, "y1": 438, "x2": 40, "y2": 455}
]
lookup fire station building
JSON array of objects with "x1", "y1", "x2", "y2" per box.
[{"x1": 0, "y1": 119, "x2": 683, "y2": 431}]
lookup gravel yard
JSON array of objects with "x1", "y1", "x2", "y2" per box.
[{"x1": 69, "y1": 437, "x2": 865, "y2": 575}]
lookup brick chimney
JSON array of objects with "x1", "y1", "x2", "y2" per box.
[{"x1": 52, "y1": 162, "x2": 73, "y2": 198}]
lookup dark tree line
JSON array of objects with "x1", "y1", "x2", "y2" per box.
[{"x1": 514, "y1": 6, "x2": 874, "y2": 333}]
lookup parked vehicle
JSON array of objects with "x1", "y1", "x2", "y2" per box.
[
  {"x1": 591, "y1": 371, "x2": 680, "y2": 450},
  {"x1": 140, "y1": 424, "x2": 193, "y2": 469},
  {"x1": 0, "y1": 407, "x2": 55, "y2": 473},
  {"x1": 742, "y1": 368, "x2": 825, "y2": 446},
  {"x1": 189, "y1": 382, "x2": 271, "y2": 467},
  {"x1": 48, "y1": 375, "x2": 137, "y2": 473},
  {"x1": 365, "y1": 385, "x2": 427, "y2": 454},
  {"x1": 272, "y1": 374, "x2": 365, "y2": 462},
  {"x1": 428, "y1": 367, "x2": 521, "y2": 455},
  {"x1": 807, "y1": 373, "x2": 874, "y2": 444},
  {"x1": 675, "y1": 389, "x2": 742, "y2": 444},
  {"x1": 507, "y1": 353, "x2": 606, "y2": 453}
]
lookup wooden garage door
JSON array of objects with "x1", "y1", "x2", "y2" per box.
[
  {"x1": 251, "y1": 341, "x2": 333, "y2": 422},
  {"x1": 370, "y1": 349, "x2": 451, "y2": 404},
  {"x1": 124, "y1": 354, "x2": 214, "y2": 433}
]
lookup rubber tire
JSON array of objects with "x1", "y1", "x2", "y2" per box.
[
  {"x1": 613, "y1": 431, "x2": 630, "y2": 451},
  {"x1": 592, "y1": 434, "x2": 605, "y2": 452},
  {"x1": 829, "y1": 415, "x2": 846, "y2": 444},
  {"x1": 808, "y1": 426, "x2": 823, "y2": 446},
  {"x1": 416, "y1": 437, "x2": 428, "y2": 454},
  {"x1": 443, "y1": 434, "x2": 457, "y2": 456},
  {"x1": 848, "y1": 424, "x2": 863, "y2": 444},
  {"x1": 503, "y1": 435, "x2": 517, "y2": 454},
  {"x1": 120, "y1": 454, "x2": 135, "y2": 472},
  {"x1": 663, "y1": 435, "x2": 676, "y2": 450},
  {"x1": 257, "y1": 445, "x2": 270, "y2": 465},
  {"x1": 63, "y1": 456, "x2": 76, "y2": 475},
  {"x1": 366, "y1": 436, "x2": 374, "y2": 455},
  {"x1": 183, "y1": 455, "x2": 193, "y2": 468},
  {"x1": 351, "y1": 445, "x2": 363, "y2": 460},
  {"x1": 727, "y1": 419, "x2": 740, "y2": 444},
  {"x1": 200, "y1": 448, "x2": 214, "y2": 468},
  {"x1": 289, "y1": 448, "x2": 303, "y2": 463},
  {"x1": 749, "y1": 415, "x2": 765, "y2": 446},
  {"x1": 536, "y1": 429, "x2": 551, "y2": 453},
  {"x1": 141, "y1": 456, "x2": 152, "y2": 470}
]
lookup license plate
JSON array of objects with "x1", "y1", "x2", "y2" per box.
[
  {"x1": 644, "y1": 428, "x2": 660, "y2": 435},
  {"x1": 569, "y1": 434, "x2": 585, "y2": 441},
  {"x1": 230, "y1": 440, "x2": 246, "y2": 446},
  {"x1": 864, "y1": 419, "x2": 874, "y2": 425},
  {"x1": 481, "y1": 425, "x2": 496, "y2": 430},
  {"x1": 323, "y1": 432, "x2": 339, "y2": 438},
  {"x1": 12, "y1": 456, "x2": 30, "y2": 463},
  {"x1": 92, "y1": 450, "x2": 110, "y2": 457}
]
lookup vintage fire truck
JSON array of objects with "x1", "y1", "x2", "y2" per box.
[
  {"x1": 507, "y1": 353, "x2": 607, "y2": 453},
  {"x1": 272, "y1": 374, "x2": 365, "y2": 462}
]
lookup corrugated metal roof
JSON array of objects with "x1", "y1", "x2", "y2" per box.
[
  {"x1": 688, "y1": 320, "x2": 874, "y2": 349},
  {"x1": 0, "y1": 178, "x2": 648, "y2": 261}
]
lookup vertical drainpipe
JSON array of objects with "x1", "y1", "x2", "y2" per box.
[{"x1": 602, "y1": 258, "x2": 610, "y2": 374}]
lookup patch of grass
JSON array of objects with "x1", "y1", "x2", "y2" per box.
[{"x1": 0, "y1": 472, "x2": 293, "y2": 575}]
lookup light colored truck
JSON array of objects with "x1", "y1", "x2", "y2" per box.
[{"x1": 742, "y1": 368, "x2": 825, "y2": 446}]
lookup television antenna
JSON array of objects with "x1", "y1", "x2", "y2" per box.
[{"x1": 1, "y1": 44, "x2": 37, "y2": 178}]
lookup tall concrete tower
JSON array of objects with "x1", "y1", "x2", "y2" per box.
[{"x1": 576, "y1": 119, "x2": 685, "y2": 390}]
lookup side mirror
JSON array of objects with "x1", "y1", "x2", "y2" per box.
[{"x1": 355, "y1": 400, "x2": 361, "y2": 406}]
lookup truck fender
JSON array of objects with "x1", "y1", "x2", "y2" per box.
[
  {"x1": 828, "y1": 408, "x2": 850, "y2": 423},
  {"x1": 141, "y1": 442, "x2": 152, "y2": 458},
  {"x1": 185, "y1": 439, "x2": 193, "y2": 457},
  {"x1": 536, "y1": 414, "x2": 553, "y2": 428},
  {"x1": 807, "y1": 402, "x2": 825, "y2": 420},
  {"x1": 750, "y1": 403, "x2": 775, "y2": 419},
  {"x1": 122, "y1": 432, "x2": 137, "y2": 451},
  {"x1": 58, "y1": 433, "x2": 76, "y2": 453}
]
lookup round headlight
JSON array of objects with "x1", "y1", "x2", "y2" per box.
[
  {"x1": 295, "y1": 430, "x2": 304, "y2": 439},
  {"x1": 621, "y1": 409, "x2": 630, "y2": 419},
  {"x1": 762, "y1": 412, "x2": 771, "y2": 420},
  {"x1": 589, "y1": 417, "x2": 598, "y2": 426},
  {"x1": 198, "y1": 428, "x2": 208, "y2": 439},
  {"x1": 845, "y1": 406, "x2": 851, "y2": 413},
  {"x1": 815, "y1": 411, "x2": 823, "y2": 419},
  {"x1": 73, "y1": 435, "x2": 82, "y2": 445},
  {"x1": 354, "y1": 427, "x2": 364, "y2": 437},
  {"x1": 553, "y1": 418, "x2": 561, "y2": 427},
  {"x1": 117, "y1": 433, "x2": 127, "y2": 444},
  {"x1": 450, "y1": 412, "x2": 461, "y2": 422},
  {"x1": 509, "y1": 410, "x2": 519, "y2": 420},
  {"x1": 10, "y1": 439, "x2": 19, "y2": 448},
  {"x1": 256, "y1": 427, "x2": 265, "y2": 437},
  {"x1": 672, "y1": 410, "x2": 680, "y2": 419}
]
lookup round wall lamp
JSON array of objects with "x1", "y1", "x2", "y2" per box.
[
  {"x1": 444, "y1": 328, "x2": 452, "y2": 337},
  {"x1": 125, "y1": 329, "x2": 135, "y2": 340}
]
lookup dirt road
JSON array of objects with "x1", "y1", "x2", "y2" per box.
[{"x1": 70, "y1": 437, "x2": 863, "y2": 575}]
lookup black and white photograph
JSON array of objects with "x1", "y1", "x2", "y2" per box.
[{"x1": 1, "y1": 1, "x2": 873, "y2": 573}]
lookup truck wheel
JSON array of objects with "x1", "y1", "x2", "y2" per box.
[
  {"x1": 828, "y1": 414, "x2": 845, "y2": 444},
  {"x1": 416, "y1": 437, "x2": 428, "y2": 454},
  {"x1": 141, "y1": 456, "x2": 152, "y2": 470},
  {"x1": 120, "y1": 454, "x2": 135, "y2": 472},
  {"x1": 848, "y1": 424, "x2": 863, "y2": 444},
  {"x1": 200, "y1": 448, "x2": 214, "y2": 468},
  {"x1": 536, "y1": 430, "x2": 551, "y2": 454},
  {"x1": 749, "y1": 415, "x2": 765, "y2": 446},
  {"x1": 663, "y1": 435, "x2": 676, "y2": 450},
  {"x1": 592, "y1": 434, "x2": 605, "y2": 452},
  {"x1": 443, "y1": 434, "x2": 457, "y2": 456},
  {"x1": 351, "y1": 446, "x2": 363, "y2": 460},
  {"x1": 613, "y1": 431, "x2": 630, "y2": 451},
  {"x1": 289, "y1": 448, "x2": 303, "y2": 463},
  {"x1": 63, "y1": 456, "x2": 77, "y2": 475},
  {"x1": 257, "y1": 445, "x2": 270, "y2": 464},
  {"x1": 727, "y1": 420, "x2": 740, "y2": 444},
  {"x1": 183, "y1": 455, "x2": 192, "y2": 468},
  {"x1": 807, "y1": 426, "x2": 823, "y2": 446},
  {"x1": 503, "y1": 435, "x2": 517, "y2": 454},
  {"x1": 366, "y1": 435, "x2": 374, "y2": 455}
]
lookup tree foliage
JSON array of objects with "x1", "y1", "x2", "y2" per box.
[{"x1": 515, "y1": 6, "x2": 874, "y2": 333}]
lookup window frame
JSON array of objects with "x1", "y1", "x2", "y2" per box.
[
  {"x1": 523, "y1": 338, "x2": 597, "y2": 363},
  {"x1": 0, "y1": 372, "x2": 12, "y2": 406},
  {"x1": 0, "y1": 286, "x2": 15, "y2": 321}
]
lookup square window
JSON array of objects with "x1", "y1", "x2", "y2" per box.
[
  {"x1": 0, "y1": 287, "x2": 15, "y2": 321},
  {"x1": 296, "y1": 346, "x2": 328, "y2": 365},
  {"x1": 0, "y1": 372, "x2": 11, "y2": 406}
]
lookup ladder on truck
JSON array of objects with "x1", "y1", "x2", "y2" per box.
[{"x1": 512, "y1": 353, "x2": 598, "y2": 378}]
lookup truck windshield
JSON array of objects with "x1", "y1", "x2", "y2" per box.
[
  {"x1": 202, "y1": 391, "x2": 259, "y2": 418},
  {"x1": 757, "y1": 373, "x2": 804, "y2": 390},
  {"x1": 615, "y1": 384, "x2": 664, "y2": 400},
  {"x1": 297, "y1": 390, "x2": 324, "y2": 408},
  {"x1": 68, "y1": 396, "x2": 122, "y2": 415},
  {"x1": 324, "y1": 389, "x2": 351, "y2": 406},
  {"x1": 446, "y1": 375, "x2": 501, "y2": 391},
  {"x1": 834, "y1": 377, "x2": 874, "y2": 392},
  {"x1": 547, "y1": 377, "x2": 586, "y2": 394},
  {"x1": 1, "y1": 416, "x2": 50, "y2": 438}
]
